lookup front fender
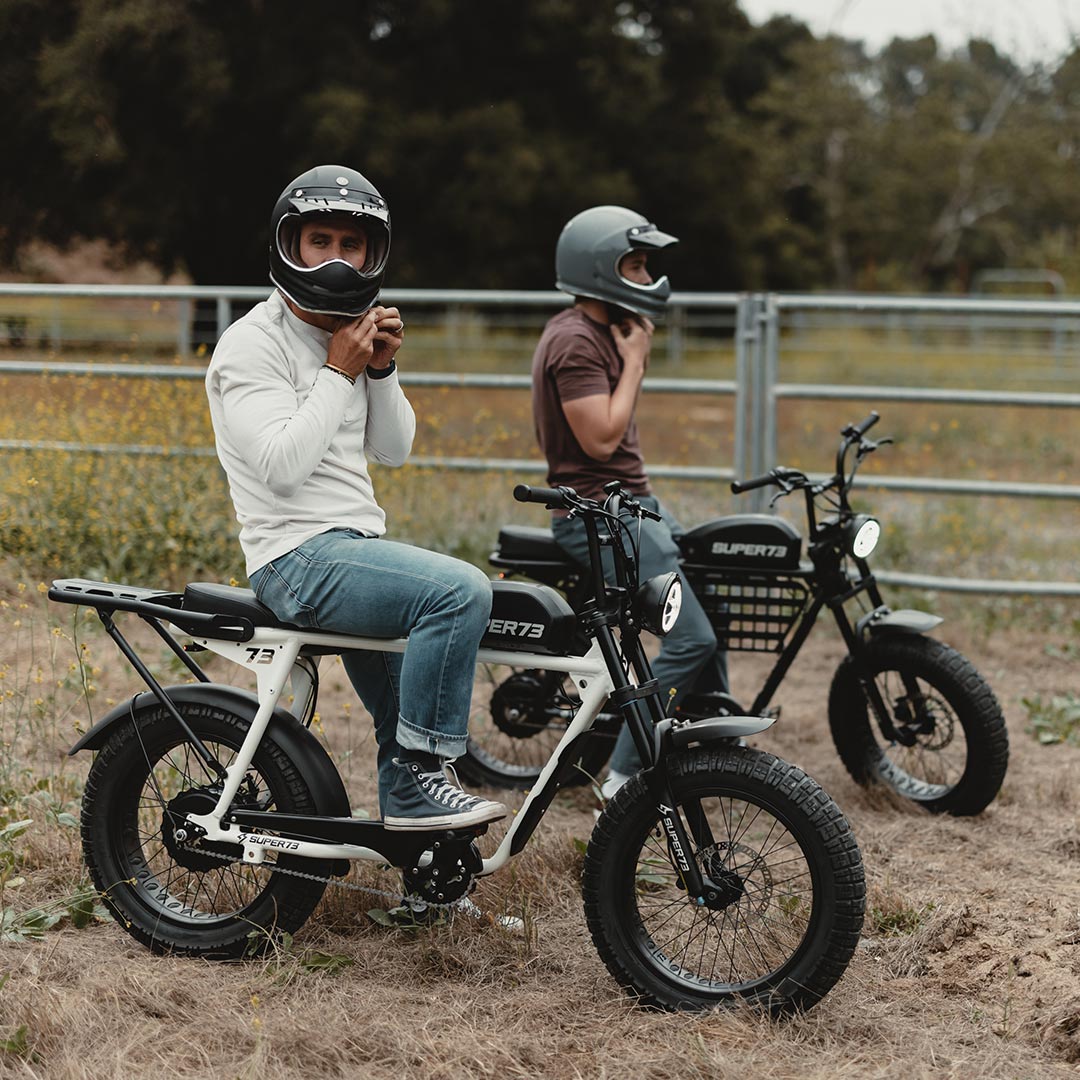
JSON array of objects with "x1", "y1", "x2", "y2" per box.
[
  {"x1": 658, "y1": 714, "x2": 775, "y2": 751},
  {"x1": 68, "y1": 683, "x2": 351, "y2": 819},
  {"x1": 857, "y1": 606, "x2": 943, "y2": 641}
]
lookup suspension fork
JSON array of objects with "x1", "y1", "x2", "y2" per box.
[
  {"x1": 581, "y1": 507, "x2": 707, "y2": 898},
  {"x1": 613, "y1": 630, "x2": 708, "y2": 899},
  {"x1": 827, "y1": 580, "x2": 904, "y2": 744}
]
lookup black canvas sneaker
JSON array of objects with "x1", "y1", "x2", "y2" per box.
[{"x1": 383, "y1": 753, "x2": 507, "y2": 831}]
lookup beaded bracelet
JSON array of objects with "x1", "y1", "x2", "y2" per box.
[{"x1": 323, "y1": 363, "x2": 356, "y2": 385}]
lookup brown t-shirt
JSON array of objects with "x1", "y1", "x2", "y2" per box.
[{"x1": 531, "y1": 306, "x2": 651, "y2": 506}]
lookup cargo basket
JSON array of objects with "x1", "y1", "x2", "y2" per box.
[{"x1": 689, "y1": 570, "x2": 810, "y2": 652}]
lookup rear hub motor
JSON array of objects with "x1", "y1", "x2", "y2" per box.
[{"x1": 162, "y1": 787, "x2": 243, "y2": 872}]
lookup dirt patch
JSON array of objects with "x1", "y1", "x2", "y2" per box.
[{"x1": 1, "y1": 599, "x2": 1079, "y2": 1078}]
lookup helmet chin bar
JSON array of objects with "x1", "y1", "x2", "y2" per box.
[{"x1": 270, "y1": 276, "x2": 379, "y2": 319}]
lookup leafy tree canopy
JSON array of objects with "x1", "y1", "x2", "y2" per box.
[{"x1": 3, "y1": 0, "x2": 1079, "y2": 292}]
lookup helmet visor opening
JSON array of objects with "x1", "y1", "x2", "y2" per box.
[
  {"x1": 276, "y1": 212, "x2": 389, "y2": 278},
  {"x1": 615, "y1": 247, "x2": 671, "y2": 296}
]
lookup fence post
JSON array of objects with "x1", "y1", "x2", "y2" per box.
[
  {"x1": 215, "y1": 296, "x2": 232, "y2": 344},
  {"x1": 733, "y1": 295, "x2": 753, "y2": 511},
  {"x1": 178, "y1": 299, "x2": 192, "y2": 357},
  {"x1": 762, "y1": 292, "x2": 780, "y2": 504},
  {"x1": 666, "y1": 300, "x2": 685, "y2": 368},
  {"x1": 746, "y1": 294, "x2": 770, "y2": 512}
]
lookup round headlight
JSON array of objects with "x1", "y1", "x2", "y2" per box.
[
  {"x1": 633, "y1": 572, "x2": 682, "y2": 637},
  {"x1": 848, "y1": 514, "x2": 881, "y2": 558},
  {"x1": 660, "y1": 576, "x2": 682, "y2": 634}
]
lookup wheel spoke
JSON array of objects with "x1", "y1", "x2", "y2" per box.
[{"x1": 631, "y1": 790, "x2": 816, "y2": 992}]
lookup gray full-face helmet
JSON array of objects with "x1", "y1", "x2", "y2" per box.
[
  {"x1": 554, "y1": 205, "x2": 678, "y2": 320},
  {"x1": 269, "y1": 164, "x2": 390, "y2": 317}
]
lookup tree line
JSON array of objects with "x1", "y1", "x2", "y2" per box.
[{"x1": 3, "y1": 0, "x2": 1079, "y2": 294}]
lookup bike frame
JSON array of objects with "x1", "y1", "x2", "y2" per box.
[
  {"x1": 177, "y1": 626, "x2": 613, "y2": 876},
  {"x1": 733, "y1": 416, "x2": 907, "y2": 741}
]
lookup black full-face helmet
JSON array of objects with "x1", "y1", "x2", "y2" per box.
[
  {"x1": 554, "y1": 205, "x2": 678, "y2": 320},
  {"x1": 269, "y1": 164, "x2": 391, "y2": 317}
]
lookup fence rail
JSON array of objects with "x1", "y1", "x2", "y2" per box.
[{"x1": 1, "y1": 284, "x2": 1077, "y2": 596}]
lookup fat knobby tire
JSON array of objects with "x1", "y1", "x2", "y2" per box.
[
  {"x1": 81, "y1": 701, "x2": 328, "y2": 957},
  {"x1": 582, "y1": 747, "x2": 866, "y2": 1014},
  {"x1": 828, "y1": 635, "x2": 1009, "y2": 816}
]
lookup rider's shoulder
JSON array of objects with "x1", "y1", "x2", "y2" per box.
[{"x1": 542, "y1": 309, "x2": 611, "y2": 363}]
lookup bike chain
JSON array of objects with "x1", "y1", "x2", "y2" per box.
[{"x1": 180, "y1": 842, "x2": 466, "y2": 911}]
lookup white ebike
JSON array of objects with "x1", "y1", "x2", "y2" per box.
[{"x1": 52, "y1": 483, "x2": 866, "y2": 1014}]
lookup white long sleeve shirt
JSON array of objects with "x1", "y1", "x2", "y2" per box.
[{"x1": 206, "y1": 291, "x2": 416, "y2": 575}]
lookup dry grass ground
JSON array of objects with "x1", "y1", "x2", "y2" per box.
[
  {"x1": 0, "y1": 307, "x2": 1076, "y2": 1075},
  {"x1": 1, "y1": 586, "x2": 1079, "y2": 1079}
]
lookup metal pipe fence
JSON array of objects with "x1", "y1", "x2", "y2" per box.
[{"x1": 1, "y1": 284, "x2": 1077, "y2": 596}]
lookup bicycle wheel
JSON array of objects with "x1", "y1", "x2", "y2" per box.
[
  {"x1": 828, "y1": 635, "x2": 1009, "y2": 815},
  {"x1": 457, "y1": 664, "x2": 614, "y2": 789},
  {"x1": 583, "y1": 747, "x2": 865, "y2": 1013},
  {"x1": 81, "y1": 700, "x2": 328, "y2": 957}
]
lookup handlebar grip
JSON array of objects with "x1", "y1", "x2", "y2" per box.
[
  {"x1": 854, "y1": 411, "x2": 880, "y2": 436},
  {"x1": 730, "y1": 473, "x2": 776, "y2": 494},
  {"x1": 513, "y1": 483, "x2": 568, "y2": 508}
]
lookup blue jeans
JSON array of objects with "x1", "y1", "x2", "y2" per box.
[
  {"x1": 552, "y1": 496, "x2": 728, "y2": 776},
  {"x1": 248, "y1": 528, "x2": 492, "y2": 812}
]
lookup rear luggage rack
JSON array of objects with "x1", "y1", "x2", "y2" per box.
[{"x1": 48, "y1": 578, "x2": 256, "y2": 642}]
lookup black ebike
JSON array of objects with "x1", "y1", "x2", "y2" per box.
[
  {"x1": 460, "y1": 414, "x2": 1008, "y2": 817},
  {"x1": 52, "y1": 483, "x2": 865, "y2": 1015}
]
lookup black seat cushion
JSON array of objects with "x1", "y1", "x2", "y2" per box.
[
  {"x1": 182, "y1": 582, "x2": 297, "y2": 629},
  {"x1": 496, "y1": 525, "x2": 567, "y2": 562}
]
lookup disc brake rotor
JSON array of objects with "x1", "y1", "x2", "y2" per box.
[
  {"x1": 892, "y1": 691, "x2": 955, "y2": 751},
  {"x1": 699, "y1": 841, "x2": 772, "y2": 913}
]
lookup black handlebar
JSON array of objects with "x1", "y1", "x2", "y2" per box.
[
  {"x1": 848, "y1": 411, "x2": 880, "y2": 438},
  {"x1": 730, "y1": 472, "x2": 775, "y2": 494},
  {"x1": 513, "y1": 483, "x2": 569, "y2": 508}
]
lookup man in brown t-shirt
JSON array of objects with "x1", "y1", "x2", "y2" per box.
[{"x1": 531, "y1": 205, "x2": 728, "y2": 798}]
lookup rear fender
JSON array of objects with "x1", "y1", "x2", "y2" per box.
[{"x1": 68, "y1": 683, "x2": 351, "y2": 820}]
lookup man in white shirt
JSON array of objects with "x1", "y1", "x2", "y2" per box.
[{"x1": 206, "y1": 164, "x2": 505, "y2": 832}]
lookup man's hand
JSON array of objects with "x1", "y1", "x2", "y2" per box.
[
  {"x1": 369, "y1": 305, "x2": 404, "y2": 370},
  {"x1": 326, "y1": 305, "x2": 404, "y2": 379},
  {"x1": 611, "y1": 315, "x2": 654, "y2": 375}
]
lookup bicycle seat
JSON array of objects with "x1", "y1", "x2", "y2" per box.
[
  {"x1": 182, "y1": 582, "x2": 299, "y2": 629},
  {"x1": 493, "y1": 525, "x2": 568, "y2": 563}
]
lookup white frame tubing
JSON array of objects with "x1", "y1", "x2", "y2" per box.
[{"x1": 180, "y1": 625, "x2": 613, "y2": 876}]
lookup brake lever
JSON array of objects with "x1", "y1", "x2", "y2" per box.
[
  {"x1": 858, "y1": 434, "x2": 893, "y2": 456},
  {"x1": 767, "y1": 471, "x2": 802, "y2": 507},
  {"x1": 612, "y1": 488, "x2": 661, "y2": 522}
]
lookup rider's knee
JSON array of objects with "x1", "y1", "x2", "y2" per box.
[{"x1": 449, "y1": 561, "x2": 493, "y2": 615}]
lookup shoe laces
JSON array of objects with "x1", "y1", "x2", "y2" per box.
[{"x1": 415, "y1": 763, "x2": 481, "y2": 809}]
